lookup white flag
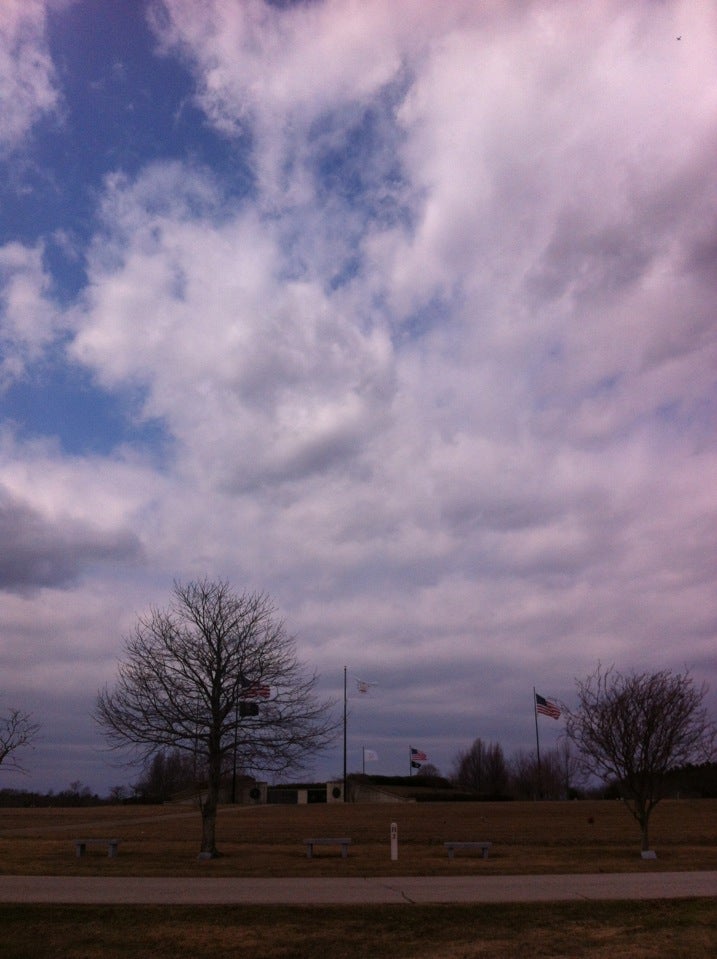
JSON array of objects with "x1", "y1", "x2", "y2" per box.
[{"x1": 363, "y1": 748, "x2": 379, "y2": 762}]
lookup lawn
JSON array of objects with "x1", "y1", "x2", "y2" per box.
[
  {"x1": 0, "y1": 798, "x2": 715, "y2": 877},
  {"x1": 4, "y1": 900, "x2": 717, "y2": 959},
  {"x1": 2, "y1": 800, "x2": 715, "y2": 958}
]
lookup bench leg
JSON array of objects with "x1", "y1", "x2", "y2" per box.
[
  {"x1": 340, "y1": 844, "x2": 348, "y2": 858},
  {"x1": 108, "y1": 842, "x2": 118, "y2": 858},
  {"x1": 481, "y1": 847, "x2": 489, "y2": 859},
  {"x1": 447, "y1": 848, "x2": 455, "y2": 859},
  {"x1": 306, "y1": 845, "x2": 313, "y2": 859},
  {"x1": 75, "y1": 843, "x2": 86, "y2": 858}
]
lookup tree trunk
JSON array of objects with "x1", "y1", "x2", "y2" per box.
[
  {"x1": 199, "y1": 794, "x2": 218, "y2": 858},
  {"x1": 640, "y1": 818, "x2": 650, "y2": 852},
  {"x1": 199, "y1": 742, "x2": 222, "y2": 858},
  {"x1": 627, "y1": 796, "x2": 652, "y2": 854},
  {"x1": 639, "y1": 813, "x2": 650, "y2": 852}
]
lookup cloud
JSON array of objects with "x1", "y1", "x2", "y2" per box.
[
  {"x1": 70, "y1": 161, "x2": 396, "y2": 491},
  {"x1": 0, "y1": 241, "x2": 66, "y2": 386},
  {"x1": 149, "y1": 0, "x2": 411, "y2": 130},
  {"x1": 66, "y1": 0, "x2": 716, "y2": 673},
  {"x1": 2, "y1": 0, "x2": 716, "y2": 790},
  {"x1": 0, "y1": 0, "x2": 61, "y2": 153},
  {"x1": 0, "y1": 482, "x2": 142, "y2": 593}
]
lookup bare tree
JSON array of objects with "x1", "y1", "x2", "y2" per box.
[
  {"x1": 96, "y1": 579, "x2": 338, "y2": 858},
  {"x1": 511, "y1": 747, "x2": 574, "y2": 800},
  {"x1": 564, "y1": 665, "x2": 716, "y2": 853},
  {"x1": 555, "y1": 737, "x2": 583, "y2": 799},
  {"x1": 452, "y1": 738, "x2": 508, "y2": 796},
  {"x1": 133, "y1": 747, "x2": 199, "y2": 803},
  {"x1": 0, "y1": 707, "x2": 40, "y2": 774},
  {"x1": 507, "y1": 748, "x2": 540, "y2": 800},
  {"x1": 414, "y1": 763, "x2": 442, "y2": 779}
]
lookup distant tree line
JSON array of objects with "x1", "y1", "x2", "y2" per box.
[
  {"x1": 0, "y1": 781, "x2": 104, "y2": 808},
  {"x1": 453, "y1": 747, "x2": 717, "y2": 802},
  {"x1": 448, "y1": 737, "x2": 583, "y2": 801},
  {"x1": 1, "y1": 759, "x2": 715, "y2": 809},
  {"x1": 131, "y1": 747, "x2": 200, "y2": 803}
]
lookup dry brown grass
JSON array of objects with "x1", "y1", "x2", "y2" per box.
[
  {"x1": 1, "y1": 800, "x2": 715, "y2": 958},
  {"x1": 0, "y1": 798, "x2": 715, "y2": 876},
  {"x1": 2, "y1": 899, "x2": 716, "y2": 959}
]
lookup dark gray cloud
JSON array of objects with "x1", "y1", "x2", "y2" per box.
[{"x1": 0, "y1": 486, "x2": 142, "y2": 593}]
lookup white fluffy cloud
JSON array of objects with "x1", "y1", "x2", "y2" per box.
[
  {"x1": 70, "y1": 162, "x2": 395, "y2": 493},
  {"x1": 0, "y1": 0, "x2": 60, "y2": 153},
  {"x1": 72, "y1": 0, "x2": 717, "y2": 684},
  {"x1": 0, "y1": 241, "x2": 67, "y2": 385}
]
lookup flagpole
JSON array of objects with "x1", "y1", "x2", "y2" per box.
[
  {"x1": 362, "y1": 746, "x2": 365, "y2": 775},
  {"x1": 533, "y1": 686, "x2": 542, "y2": 800},
  {"x1": 343, "y1": 666, "x2": 347, "y2": 802}
]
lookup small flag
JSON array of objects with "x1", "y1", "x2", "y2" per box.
[
  {"x1": 411, "y1": 761, "x2": 422, "y2": 769},
  {"x1": 363, "y1": 748, "x2": 379, "y2": 762},
  {"x1": 411, "y1": 747, "x2": 428, "y2": 761},
  {"x1": 356, "y1": 680, "x2": 371, "y2": 694},
  {"x1": 535, "y1": 693, "x2": 560, "y2": 720}
]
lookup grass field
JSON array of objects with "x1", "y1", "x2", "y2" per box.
[
  {"x1": 4, "y1": 899, "x2": 717, "y2": 959},
  {"x1": 2, "y1": 800, "x2": 716, "y2": 958},
  {"x1": 1, "y1": 797, "x2": 715, "y2": 876}
]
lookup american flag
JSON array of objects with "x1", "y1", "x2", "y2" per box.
[
  {"x1": 410, "y1": 747, "x2": 428, "y2": 761},
  {"x1": 535, "y1": 693, "x2": 561, "y2": 720},
  {"x1": 242, "y1": 683, "x2": 271, "y2": 699}
]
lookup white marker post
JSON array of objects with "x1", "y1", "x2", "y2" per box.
[{"x1": 390, "y1": 821, "x2": 398, "y2": 861}]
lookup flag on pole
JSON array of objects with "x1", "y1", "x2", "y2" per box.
[
  {"x1": 411, "y1": 747, "x2": 428, "y2": 761},
  {"x1": 242, "y1": 683, "x2": 271, "y2": 699},
  {"x1": 356, "y1": 680, "x2": 371, "y2": 694},
  {"x1": 363, "y1": 748, "x2": 379, "y2": 762},
  {"x1": 535, "y1": 693, "x2": 561, "y2": 719}
]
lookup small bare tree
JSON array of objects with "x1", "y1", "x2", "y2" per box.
[
  {"x1": 0, "y1": 707, "x2": 40, "y2": 774},
  {"x1": 564, "y1": 665, "x2": 716, "y2": 853},
  {"x1": 452, "y1": 738, "x2": 508, "y2": 796},
  {"x1": 507, "y1": 748, "x2": 541, "y2": 800},
  {"x1": 508, "y1": 748, "x2": 565, "y2": 800},
  {"x1": 556, "y1": 737, "x2": 583, "y2": 798},
  {"x1": 96, "y1": 579, "x2": 338, "y2": 857}
]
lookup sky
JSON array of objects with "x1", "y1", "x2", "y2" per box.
[{"x1": 1, "y1": 0, "x2": 716, "y2": 796}]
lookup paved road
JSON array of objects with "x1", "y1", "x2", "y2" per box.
[{"x1": 1, "y1": 872, "x2": 715, "y2": 905}]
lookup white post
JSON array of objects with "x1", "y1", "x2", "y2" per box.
[{"x1": 390, "y1": 821, "x2": 398, "y2": 861}]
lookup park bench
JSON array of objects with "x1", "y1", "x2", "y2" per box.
[
  {"x1": 75, "y1": 838, "x2": 120, "y2": 858},
  {"x1": 303, "y1": 837, "x2": 352, "y2": 859},
  {"x1": 444, "y1": 841, "x2": 491, "y2": 860}
]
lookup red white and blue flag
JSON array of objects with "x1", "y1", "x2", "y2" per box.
[
  {"x1": 411, "y1": 747, "x2": 428, "y2": 761},
  {"x1": 242, "y1": 683, "x2": 271, "y2": 699},
  {"x1": 535, "y1": 693, "x2": 560, "y2": 720}
]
